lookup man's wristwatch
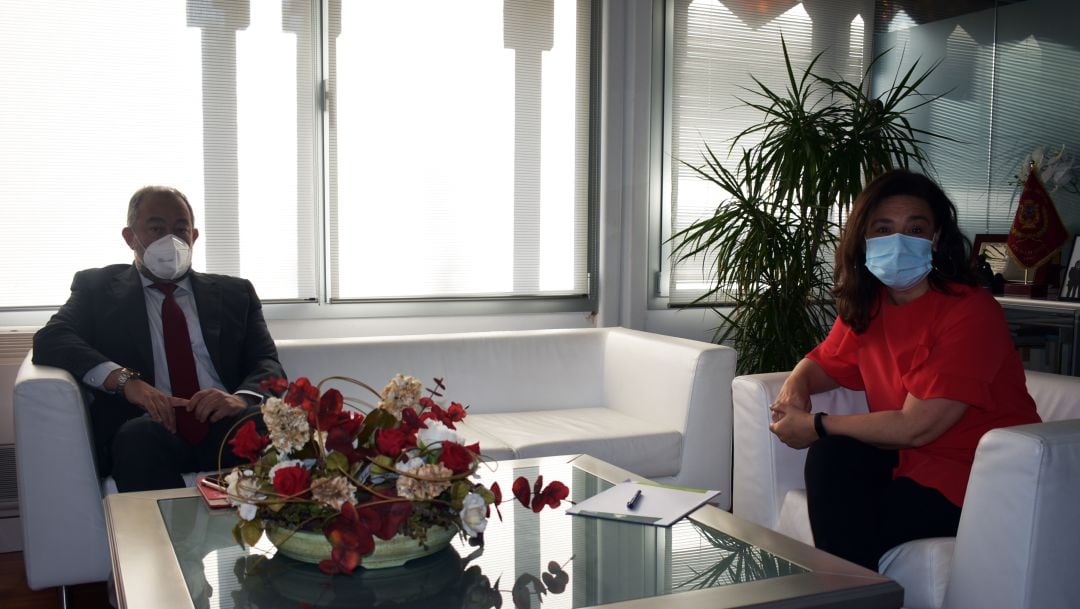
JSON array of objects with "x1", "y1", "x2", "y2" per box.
[{"x1": 114, "y1": 368, "x2": 141, "y2": 396}]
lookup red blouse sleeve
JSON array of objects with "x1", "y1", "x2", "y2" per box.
[
  {"x1": 901, "y1": 289, "x2": 1010, "y2": 410},
  {"x1": 806, "y1": 317, "x2": 865, "y2": 391}
]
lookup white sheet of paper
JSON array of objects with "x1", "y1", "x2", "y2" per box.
[{"x1": 565, "y1": 481, "x2": 721, "y2": 527}]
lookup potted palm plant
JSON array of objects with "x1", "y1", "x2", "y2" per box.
[{"x1": 671, "y1": 38, "x2": 944, "y2": 374}]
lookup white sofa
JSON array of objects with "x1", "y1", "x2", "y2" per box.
[
  {"x1": 14, "y1": 327, "x2": 735, "y2": 590},
  {"x1": 732, "y1": 369, "x2": 1080, "y2": 609}
]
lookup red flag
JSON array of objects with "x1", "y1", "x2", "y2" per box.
[{"x1": 1007, "y1": 168, "x2": 1068, "y2": 269}]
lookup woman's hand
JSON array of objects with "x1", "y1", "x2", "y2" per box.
[
  {"x1": 771, "y1": 377, "x2": 812, "y2": 423},
  {"x1": 769, "y1": 402, "x2": 818, "y2": 449}
]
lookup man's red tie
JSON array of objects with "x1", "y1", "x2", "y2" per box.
[{"x1": 153, "y1": 283, "x2": 208, "y2": 444}]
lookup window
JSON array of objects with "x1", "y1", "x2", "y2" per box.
[
  {"x1": 0, "y1": 0, "x2": 596, "y2": 311},
  {"x1": 657, "y1": 0, "x2": 868, "y2": 305},
  {"x1": 872, "y1": 1, "x2": 1080, "y2": 240}
]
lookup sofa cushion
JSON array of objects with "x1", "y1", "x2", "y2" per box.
[
  {"x1": 453, "y1": 420, "x2": 516, "y2": 461},
  {"x1": 776, "y1": 489, "x2": 814, "y2": 545},
  {"x1": 467, "y1": 408, "x2": 684, "y2": 479},
  {"x1": 879, "y1": 537, "x2": 954, "y2": 609}
]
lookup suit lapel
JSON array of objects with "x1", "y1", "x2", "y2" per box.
[
  {"x1": 110, "y1": 265, "x2": 155, "y2": 383},
  {"x1": 190, "y1": 272, "x2": 224, "y2": 376}
]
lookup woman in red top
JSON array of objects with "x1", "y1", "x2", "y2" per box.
[{"x1": 768, "y1": 170, "x2": 1040, "y2": 571}]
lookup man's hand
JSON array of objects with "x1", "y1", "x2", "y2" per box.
[
  {"x1": 187, "y1": 388, "x2": 247, "y2": 424},
  {"x1": 768, "y1": 401, "x2": 818, "y2": 449},
  {"x1": 121, "y1": 379, "x2": 180, "y2": 433}
]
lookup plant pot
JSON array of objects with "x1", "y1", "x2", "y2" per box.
[{"x1": 266, "y1": 524, "x2": 457, "y2": 570}]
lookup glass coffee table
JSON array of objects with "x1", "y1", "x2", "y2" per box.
[{"x1": 104, "y1": 454, "x2": 901, "y2": 608}]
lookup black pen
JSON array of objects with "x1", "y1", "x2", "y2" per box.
[{"x1": 626, "y1": 489, "x2": 643, "y2": 509}]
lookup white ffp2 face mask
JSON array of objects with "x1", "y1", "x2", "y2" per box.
[{"x1": 139, "y1": 234, "x2": 192, "y2": 281}]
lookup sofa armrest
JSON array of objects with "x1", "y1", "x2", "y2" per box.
[
  {"x1": 14, "y1": 353, "x2": 111, "y2": 588},
  {"x1": 943, "y1": 419, "x2": 1080, "y2": 609},
  {"x1": 602, "y1": 329, "x2": 736, "y2": 505},
  {"x1": 731, "y1": 372, "x2": 868, "y2": 529}
]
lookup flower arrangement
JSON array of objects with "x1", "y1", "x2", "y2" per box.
[{"x1": 224, "y1": 374, "x2": 568, "y2": 574}]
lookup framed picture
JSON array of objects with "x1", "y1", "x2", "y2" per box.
[
  {"x1": 1062, "y1": 235, "x2": 1080, "y2": 302},
  {"x1": 972, "y1": 234, "x2": 1026, "y2": 281}
]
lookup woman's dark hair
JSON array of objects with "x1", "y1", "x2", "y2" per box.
[{"x1": 834, "y1": 169, "x2": 976, "y2": 333}]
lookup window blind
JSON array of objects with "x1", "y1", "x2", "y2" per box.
[
  {"x1": 0, "y1": 0, "x2": 318, "y2": 306},
  {"x1": 665, "y1": 0, "x2": 867, "y2": 305}
]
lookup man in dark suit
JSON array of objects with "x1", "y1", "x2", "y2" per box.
[{"x1": 33, "y1": 186, "x2": 284, "y2": 491}]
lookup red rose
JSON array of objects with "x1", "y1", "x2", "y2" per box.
[
  {"x1": 375, "y1": 427, "x2": 415, "y2": 457},
  {"x1": 272, "y1": 465, "x2": 311, "y2": 498},
  {"x1": 438, "y1": 441, "x2": 476, "y2": 473},
  {"x1": 228, "y1": 420, "x2": 269, "y2": 462}
]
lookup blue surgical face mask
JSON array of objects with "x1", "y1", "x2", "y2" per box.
[{"x1": 864, "y1": 233, "x2": 933, "y2": 290}]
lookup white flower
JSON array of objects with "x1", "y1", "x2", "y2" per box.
[
  {"x1": 310, "y1": 475, "x2": 357, "y2": 510},
  {"x1": 378, "y1": 374, "x2": 423, "y2": 420},
  {"x1": 418, "y1": 420, "x2": 461, "y2": 449},
  {"x1": 238, "y1": 503, "x2": 259, "y2": 521},
  {"x1": 261, "y1": 397, "x2": 310, "y2": 456},
  {"x1": 398, "y1": 456, "x2": 426, "y2": 474},
  {"x1": 459, "y1": 492, "x2": 488, "y2": 537},
  {"x1": 396, "y1": 462, "x2": 453, "y2": 501},
  {"x1": 1017, "y1": 145, "x2": 1076, "y2": 193},
  {"x1": 225, "y1": 469, "x2": 264, "y2": 518}
]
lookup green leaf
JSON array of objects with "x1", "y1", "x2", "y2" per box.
[
  {"x1": 293, "y1": 441, "x2": 319, "y2": 461},
  {"x1": 240, "y1": 520, "x2": 264, "y2": 547},
  {"x1": 358, "y1": 408, "x2": 396, "y2": 444},
  {"x1": 475, "y1": 485, "x2": 495, "y2": 505},
  {"x1": 370, "y1": 454, "x2": 395, "y2": 477},
  {"x1": 325, "y1": 450, "x2": 349, "y2": 475}
]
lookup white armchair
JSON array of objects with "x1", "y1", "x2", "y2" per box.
[{"x1": 732, "y1": 370, "x2": 1080, "y2": 609}]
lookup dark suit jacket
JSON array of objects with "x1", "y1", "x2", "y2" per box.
[{"x1": 33, "y1": 264, "x2": 285, "y2": 473}]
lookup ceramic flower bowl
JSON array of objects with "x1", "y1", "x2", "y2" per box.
[{"x1": 267, "y1": 524, "x2": 458, "y2": 569}]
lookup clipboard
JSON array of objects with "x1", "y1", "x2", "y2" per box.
[{"x1": 566, "y1": 481, "x2": 721, "y2": 527}]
